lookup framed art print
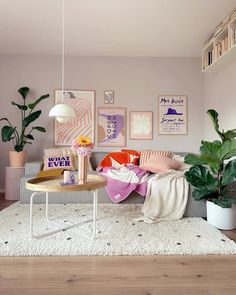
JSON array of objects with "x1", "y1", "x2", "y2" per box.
[
  {"x1": 54, "y1": 90, "x2": 95, "y2": 145},
  {"x1": 97, "y1": 107, "x2": 126, "y2": 147},
  {"x1": 130, "y1": 111, "x2": 153, "y2": 140},
  {"x1": 158, "y1": 95, "x2": 187, "y2": 135},
  {"x1": 104, "y1": 90, "x2": 114, "y2": 104}
]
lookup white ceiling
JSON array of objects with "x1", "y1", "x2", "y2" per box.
[{"x1": 0, "y1": 0, "x2": 236, "y2": 57}]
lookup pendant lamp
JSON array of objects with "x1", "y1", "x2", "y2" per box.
[{"x1": 49, "y1": 0, "x2": 76, "y2": 123}]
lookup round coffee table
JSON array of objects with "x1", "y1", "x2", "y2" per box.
[{"x1": 26, "y1": 174, "x2": 106, "y2": 239}]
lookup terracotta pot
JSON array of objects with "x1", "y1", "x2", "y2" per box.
[{"x1": 9, "y1": 151, "x2": 27, "y2": 167}]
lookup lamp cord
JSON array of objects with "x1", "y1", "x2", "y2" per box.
[{"x1": 62, "y1": 0, "x2": 65, "y2": 102}]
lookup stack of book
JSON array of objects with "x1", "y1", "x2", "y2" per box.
[
  {"x1": 214, "y1": 36, "x2": 229, "y2": 59},
  {"x1": 202, "y1": 6, "x2": 236, "y2": 70},
  {"x1": 202, "y1": 50, "x2": 213, "y2": 69}
]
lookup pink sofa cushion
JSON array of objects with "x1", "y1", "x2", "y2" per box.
[{"x1": 140, "y1": 154, "x2": 181, "y2": 173}]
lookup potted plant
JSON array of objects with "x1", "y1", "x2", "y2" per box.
[
  {"x1": 0, "y1": 87, "x2": 49, "y2": 167},
  {"x1": 184, "y1": 109, "x2": 236, "y2": 230}
]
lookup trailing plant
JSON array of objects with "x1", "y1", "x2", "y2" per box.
[
  {"x1": 0, "y1": 87, "x2": 49, "y2": 152},
  {"x1": 184, "y1": 109, "x2": 236, "y2": 208}
]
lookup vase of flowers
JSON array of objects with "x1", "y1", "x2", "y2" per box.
[{"x1": 71, "y1": 136, "x2": 93, "y2": 184}]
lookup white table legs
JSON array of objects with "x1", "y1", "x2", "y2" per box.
[{"x1": 30, "y1": 190, "x2": 98, "y2": 239}]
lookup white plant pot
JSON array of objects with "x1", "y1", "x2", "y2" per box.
[{"x1": 206, "y1": 200, "x2": 236, "y2": 230}]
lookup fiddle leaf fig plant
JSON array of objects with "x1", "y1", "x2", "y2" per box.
[
  {"x1": 0, "y1": 87, "x2": 49, "y2": 152},
  {"x1": 184, "y1": 109, "x2": 236, "y2": 208}
]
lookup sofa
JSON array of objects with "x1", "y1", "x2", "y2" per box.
[{"x1": 20, "y1": 151, "x2": 207, "y2": 217}]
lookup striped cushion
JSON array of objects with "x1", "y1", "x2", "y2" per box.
[{"x1": 139, "y1": 149, "x2": 173, "y2": 166}]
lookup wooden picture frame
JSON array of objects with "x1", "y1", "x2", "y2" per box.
[
  {"x1": 158, "y1": 95, "x2": 188, "y2": 135},
  {"x1": 97, "y1": 107, "x2": 126, "y2": 147},
  {"x1": 104, "y1": 90, "x2": 114, "y2": 104},
  {"x1": 54, "y1": 89, "x2": 95, "y2": 145},
  {"x1": 130, "y1": 111, "x2": 153, "y2": 140}
]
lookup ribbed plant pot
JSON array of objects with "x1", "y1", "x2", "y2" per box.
[
  {"x1": 9, "y1": 151, "x2": 27, "y2": 167},
  {"x1": 207, "y1": 200, "x2": 236, "y2": 230}
]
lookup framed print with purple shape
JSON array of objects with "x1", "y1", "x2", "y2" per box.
[
  {"x1": 158, "y1": 95, "x2": 187, "y2": 135},
  {"x1": 54, "y1": 90, "x2": 95, "y2": 145},
  {"x1": 97, "y1": 107, "x2": 126, "y2": 147}
]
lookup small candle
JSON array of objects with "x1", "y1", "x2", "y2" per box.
[{"x1": 63, "y1": 171, "x2": 70, "y2": 183}]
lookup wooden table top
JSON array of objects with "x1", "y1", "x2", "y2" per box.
[{"x1": 26, "y1": 174, "x2": 107, "y2": 192}]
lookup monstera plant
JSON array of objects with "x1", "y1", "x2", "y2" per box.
[
  {"x1": 0, "y1": 87, "x2": 49, "y2": 152},
  {"x1": 184, "y1": 109, "x2": 236, "y2": 209}
]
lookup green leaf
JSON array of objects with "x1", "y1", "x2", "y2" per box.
[
  {"x1": 184, "y1": 165, "x2": 217, "y2": 188},
  {"x1": 222, "y1": 160, "x2": 236, "y2": 185},
  {"x1": 199, "y1": 154, "x2": 221, "y2": 173},
  {"x1": 11, "y1": 101, "x2": 28, "y2": 111},
  {"x1": 207, "y1": 109, "x2": 224, "y2": 141},
  {"x1": 224, "y1": 197, "x2": 236, "y2": 204},
  {"x1": 18, "y1": 87, "x2": 29, "y2": 100},
  {"x1": 184, "y1": 154, "x2": 208, "y2": 165},
  {"x1": 217, "y1": 139, "x2": 236, "y2": 161},
  {"x1": 32, "y1": 126, "x2": 46, "y2": 132},
  {"x1": 25, "y1": 134, "x2": 34, "y2": 140},
  {"x1": 1, "y1": 126, "x2": 16, "y2": 142},
  {"x1": 200, "y1": 140, "x2": 221, "y2": 155},
  {"x1": 28, "y1": 94, "x2": 49, "y2": 110},
  {"x1": 184, "y1": 153, "x2": 220, "y2": 173},
  {"x1": 211, "y1": 199, "x2": 232, "y2": 208},
  {"x1": 14, "y1": 145, "x2": 23, "y2": 152},
  {"x1": 222, "y1": 129, "x2": 236, "y2": 141},
  {"x1": 192, "y1": 188, "x2": 216, "y2": 200},
  {"x1": 22, "y1": 110, "x2": 41, "y2": 128}
]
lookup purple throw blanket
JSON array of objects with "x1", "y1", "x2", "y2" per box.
[{"x1": 98, "y1": 164, "x2": 149, "y2": 203}]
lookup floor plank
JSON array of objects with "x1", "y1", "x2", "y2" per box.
[
  {"x1": 0, "y1": 193, "x2": 17, "y2": 211},
  {"x1": 0, "y1": 256, "x2": 236, "y2": 294}
]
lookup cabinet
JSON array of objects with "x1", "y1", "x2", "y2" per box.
[
  {"x1": 202, "y1": 12, "x2": 236, "y2": 72},
  {"x1": 5, "y1": 167, "x2": 25, "y2": 200}
]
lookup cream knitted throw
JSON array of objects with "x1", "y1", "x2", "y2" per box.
[{"x1": 137, "y1": 170, "x2": 189, "y2": 223}]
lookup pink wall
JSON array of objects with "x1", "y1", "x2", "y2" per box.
[
  {"x1": 0, "y1": 55, "x2": 204, "y2": 190},
  {"x1": 204, "y1": 61, "x2": 236, "y2": 141}
]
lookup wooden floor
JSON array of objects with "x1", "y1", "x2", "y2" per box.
[{"x1": 0, "y1": 194, "x2": 236, "y2": 295}]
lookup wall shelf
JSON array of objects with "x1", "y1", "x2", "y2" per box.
[
  {"x1": 202, "y1": 10, "x2": 236, "y2": 73},
  {"x1": 203, "y1": 44, "x2": 236, "y2": 72}
]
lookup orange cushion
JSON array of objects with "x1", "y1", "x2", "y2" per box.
[
  {"x1": 99, "y1": 152, "x2": 133, "y2": 168},
  {"x1": 121, "y1": 149, "x2": 140, "y2": 165}
]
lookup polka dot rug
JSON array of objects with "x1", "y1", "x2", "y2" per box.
[{"x1": 0, "y1": 203, "x2": 236, "y2": 256}]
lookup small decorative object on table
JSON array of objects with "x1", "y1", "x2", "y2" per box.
[
  {"x1": 71, "y1": 136, "x2": 93, "y2": 184},
  {"x1": 63, "y1": 170, "x2": 74, "y2": 183},
  {"x1": 60, "y1": 170, "x2": 75, "y2": 186}
]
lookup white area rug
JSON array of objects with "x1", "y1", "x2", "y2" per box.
[{"x1": 0, "y1": 203, "x2": 236, "y2": 256}]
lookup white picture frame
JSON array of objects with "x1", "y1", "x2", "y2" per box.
[
  {"x1": 158, "y1": 95, "x2": 188, "y2": 135},
  {"x1": 130, "y1": 111, "x2": 153, "y2": 140},
  {"x1": 104, "y1": 90, "x2": 114, "y2": 104}
]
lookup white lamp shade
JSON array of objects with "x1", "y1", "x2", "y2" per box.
[{"x1": 49, "y1": 103, "x2": 76, "y2": 123}]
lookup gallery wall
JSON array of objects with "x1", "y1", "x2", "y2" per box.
[
  {"x1": 204, "y1": 61, "x2": 236, "y2": 141},
  {"x1": 0, "y1": 55, "x2": 204, "y2": 190}
]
